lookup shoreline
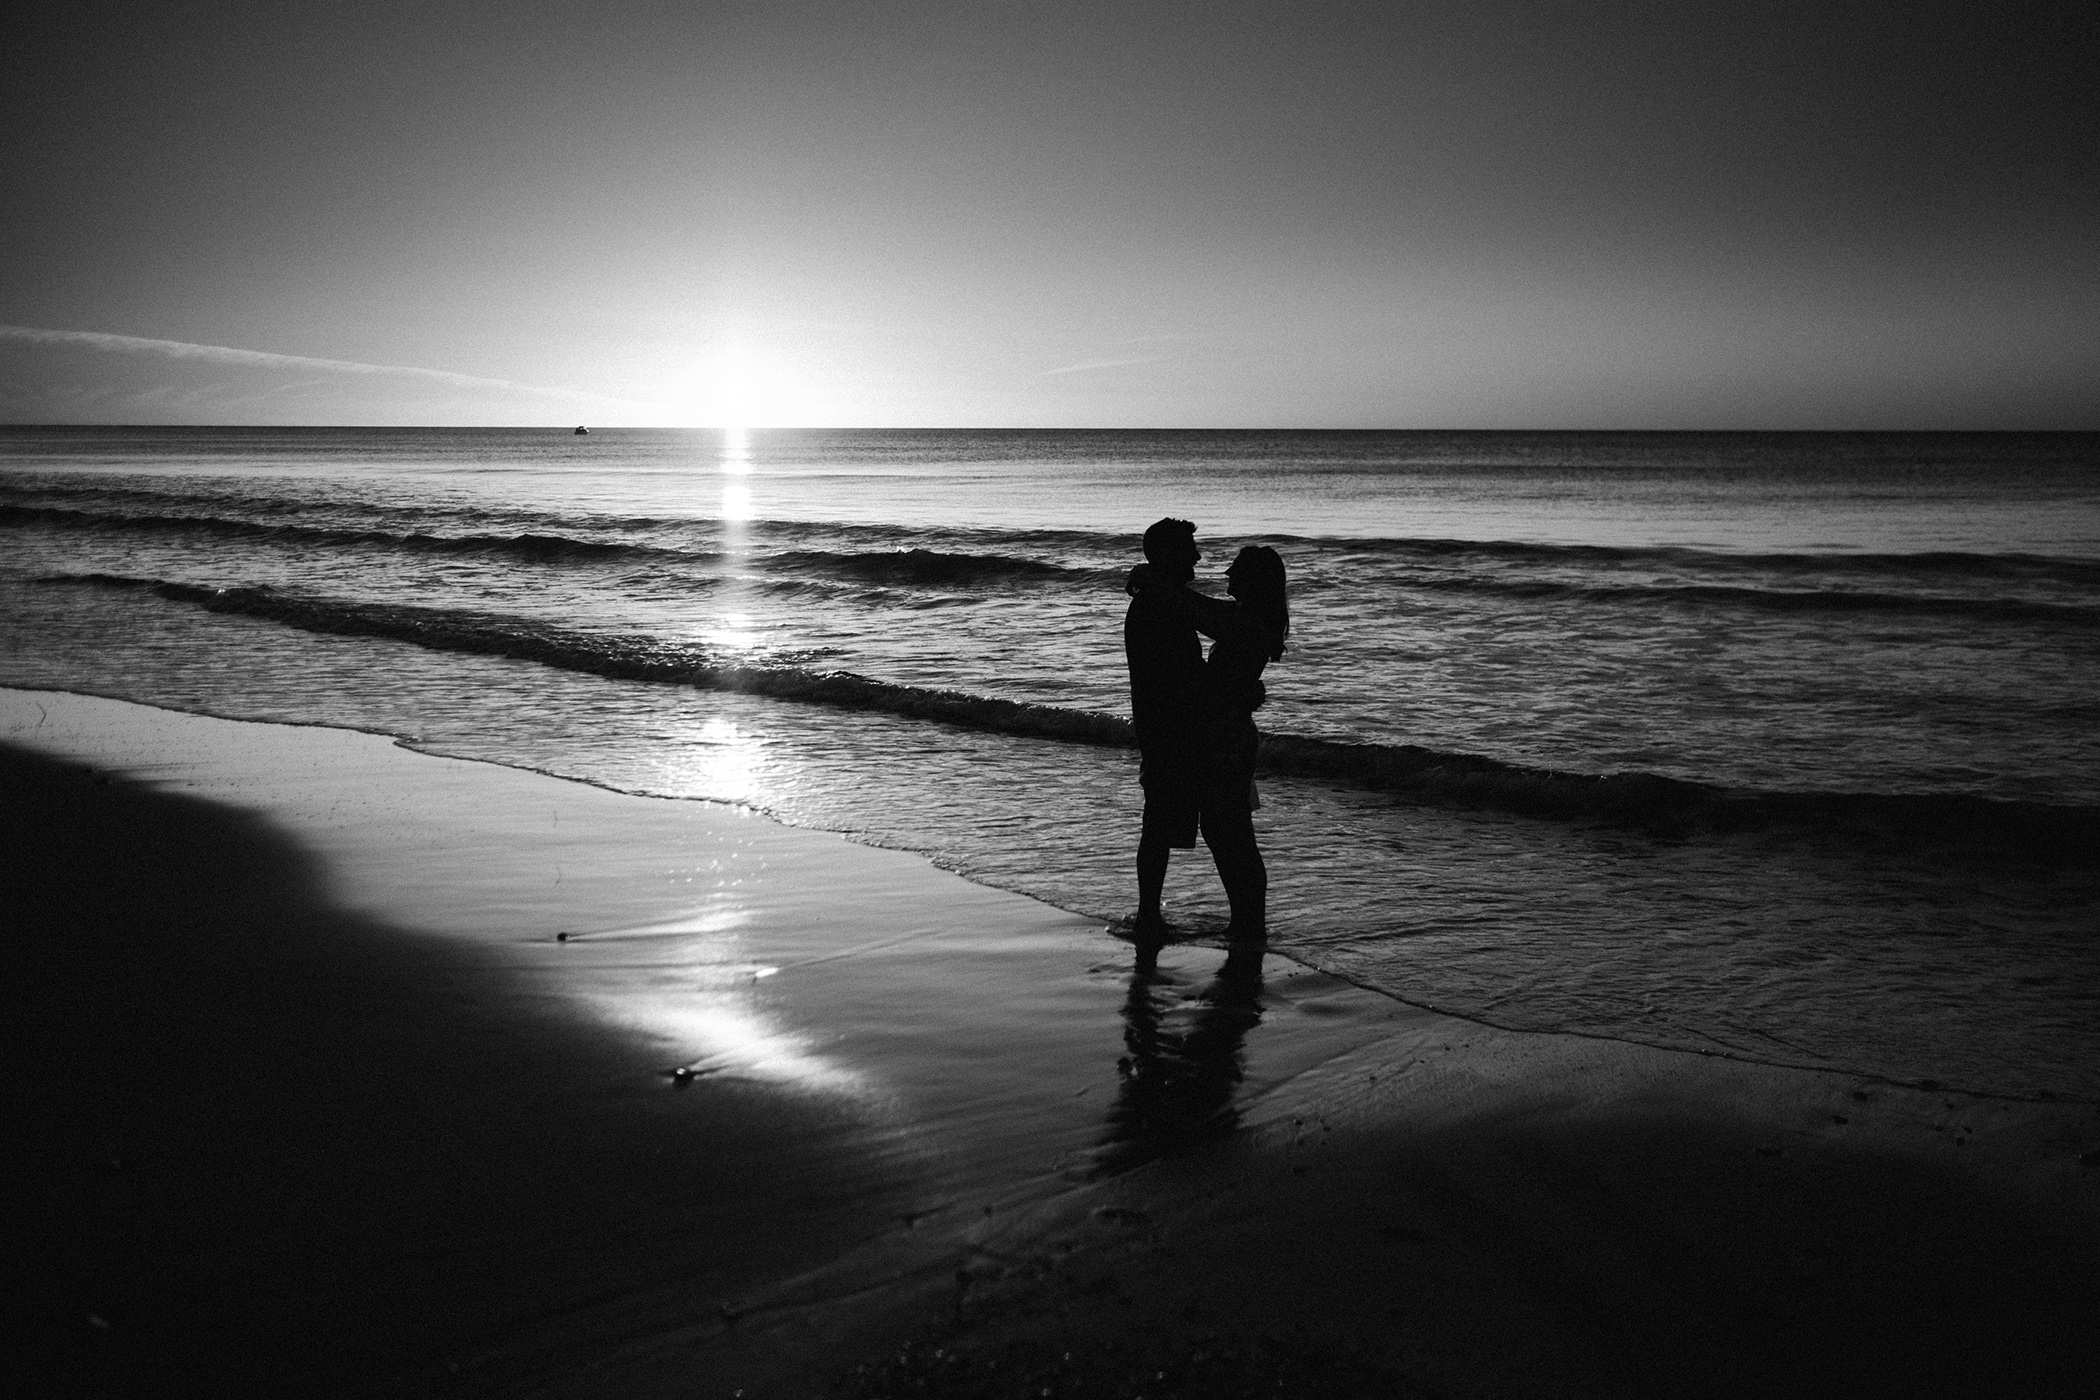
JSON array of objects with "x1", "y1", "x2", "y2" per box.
[
  {"x1": 13, "y1": 682, "x2": 2093, "y2": 1105},
  {"x1": 7, "y1": 688, "x2": 2097, "y2": 1397}
]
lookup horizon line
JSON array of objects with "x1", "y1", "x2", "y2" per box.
[{"x1": 3, "y1": 422, "x2": 2096, "y2": 435}]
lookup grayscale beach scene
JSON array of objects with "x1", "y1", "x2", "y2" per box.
[{"x1": 6, "y1": 5, "x2": 2096, "y2": 1399}]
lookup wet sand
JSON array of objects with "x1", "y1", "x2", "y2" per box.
[{"x1": 6, "y1": 688, "x2": 2097, "y2": 1398}]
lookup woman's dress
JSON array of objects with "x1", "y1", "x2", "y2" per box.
[{"x1": 1197, "y1": 616, "x2": 1276, "y2": 813}]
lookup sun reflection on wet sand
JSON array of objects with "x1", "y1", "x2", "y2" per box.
[{"x1": 569, "y1": 902, "x2": 867, "y2": 1094}]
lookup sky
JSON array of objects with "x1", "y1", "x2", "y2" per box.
[{"x1": 2, "y1": 0, "x2": 2095, "y2": 428}]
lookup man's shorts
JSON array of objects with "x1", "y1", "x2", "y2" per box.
[{"x1": 1139, "y1": 753, "x2": 1202, "y2": 849}]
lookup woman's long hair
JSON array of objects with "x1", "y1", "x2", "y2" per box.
[{"x1": 1229, "y1": 546, "x2": 1289, "y2": 662}]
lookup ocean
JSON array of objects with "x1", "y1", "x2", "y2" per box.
[{"x1": 4, "y1": 426, "x2": 2097, "y2": 1100}]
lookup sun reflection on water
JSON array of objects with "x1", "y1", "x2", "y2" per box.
[
  {"x1": 703, "y1": 613, "x2": 759, "y2": 653},
  {"x1": 681, "y1": 713, "x2": 761, "y2": 803},
  {"x1": 719, "y1": 426, "x2": 752, "y2": 473},
  {"x1": 714, "y1": 427, "x2": 756, "y2": 607}
]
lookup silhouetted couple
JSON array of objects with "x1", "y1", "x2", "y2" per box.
[{"x1": 1124, "y1": 518, "x2": 1289, "y2": 951}]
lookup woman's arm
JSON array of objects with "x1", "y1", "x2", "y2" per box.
[
  {"x1": 1176, "y1": 587, "x2": 1248, "y2": 640},
  {"x1": 1170, "y1": 585, "x2": 1282, "y2": 652},
  {"x1": 1123, "y1": 567, "x2": 1280, "y2": 650}
]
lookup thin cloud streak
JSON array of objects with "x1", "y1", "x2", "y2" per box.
[
  {"x1": 0, "y1": 324, "x2": 647, "y2": 410},
  {"x1": 1040, "y1": 355, "x2": 1161, "y2": 377}
]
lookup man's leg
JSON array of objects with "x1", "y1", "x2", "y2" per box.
[
  {"x1": 1134, "y1": 770, "x2": 1196, "y2": 934},
  {"x1": 1136, "y1": 831, "x2": 1171, "y2": 929}
]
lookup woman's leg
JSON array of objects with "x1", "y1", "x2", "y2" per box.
[
  {"x1": 1200, "y1": 803, "x2": 1266, "y2": 941},
  {"x1": 1198, "y1": 723, "x2": 1266, "y2": 939}
]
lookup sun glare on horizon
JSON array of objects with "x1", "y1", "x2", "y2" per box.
[{"x1": 694, "y1": 347, "x2": 813, "y2": 430}]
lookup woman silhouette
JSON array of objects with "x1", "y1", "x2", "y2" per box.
[{"x1": 1192, "y1": 546, "x2": 1289, "y2": 942}]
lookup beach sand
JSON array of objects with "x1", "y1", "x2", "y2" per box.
[{"x1": 6, "y1": 688, "x2": 2096, "y2": 1398}]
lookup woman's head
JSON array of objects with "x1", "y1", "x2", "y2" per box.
[{"x1": 1226, "y1": 545, "x2": 1289, "y2": 660}]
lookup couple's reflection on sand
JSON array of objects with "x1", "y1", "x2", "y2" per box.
[{"x1": 1095, "y1": 941, "x2": 1266, "y2": 1175}]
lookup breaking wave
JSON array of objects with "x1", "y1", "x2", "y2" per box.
[
  {"x1": 1397, "y1": 573, "x2": 2100, "y2": 628},
  {"x1": 0, "y1": 503, "x2": 685, "y2": 565},
  {"x1": 46, "y1": 571, "x2": 2099, "y2": 866},
  {"x1": 0, "y1": 504, "x2": 1105, "y2": 591},
  {"x1": 1281, "y1": 532, "x2": 2100, "y2": 586},
  {"x1": 47, "y1": 573, "x2": 1129, "y2": 746},
  {"x1": 766, "y1": 548, "x2": 1098, "y2": 587}
]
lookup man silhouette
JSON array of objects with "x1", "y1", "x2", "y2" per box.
[{"x1": 1124, "y1": 517, "x2": 1205, "y2": 937}]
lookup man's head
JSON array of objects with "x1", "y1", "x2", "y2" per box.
[{"x1": 1141, "y1": 517, "x2": 1199, "y2": 581}]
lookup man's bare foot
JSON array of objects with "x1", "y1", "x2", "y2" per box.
[
  {"x1": 1130, "y1": 910, "x2": 1170, "y2": 939},
  {"x1": 1108, "y1": 911, "x2": 1173, "y2": 944}
]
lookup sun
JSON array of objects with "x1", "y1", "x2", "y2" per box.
[
  {"x1": 642, "y1": 350, "x2": 803, "y2": 428},
  {"x1": 703, "y1": 350, "x2": 809, "y2": 429}
]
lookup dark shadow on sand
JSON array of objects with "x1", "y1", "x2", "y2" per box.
[
  {"x1": 1095, "y1": 944, "x2": 1266, "y2": 1176},
  {"x1": 0, "y1": 743, "x2": 915, "y2": 1399}
]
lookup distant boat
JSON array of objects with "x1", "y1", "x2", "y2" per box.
[{"x1": 573, "y1": 425, "x2": 590, "y2": 435}]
